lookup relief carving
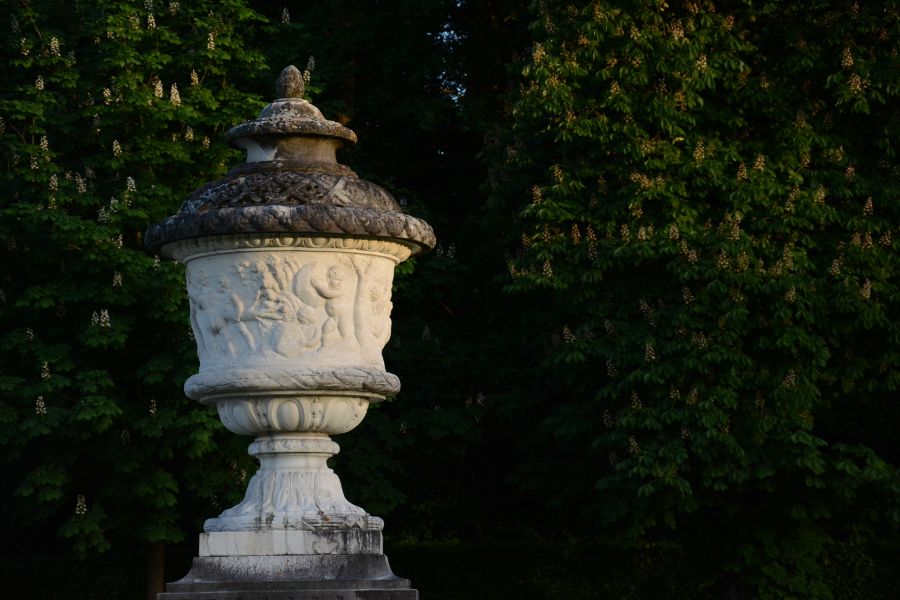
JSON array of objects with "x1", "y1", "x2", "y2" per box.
[{"x1": 186, "y1": 250, "x2": 395, "y2": 371}]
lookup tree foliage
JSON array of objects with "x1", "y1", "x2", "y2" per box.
[
  {"x1": 492, "y1": 0, "x2": 900, "y2": 595},
  {"x1": 0, "y1": 0, "x2": 267, "y2": 553}
]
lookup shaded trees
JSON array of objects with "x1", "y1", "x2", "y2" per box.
[
  {"x1": 492, "y1": 0, "x2": 900, "y2": 596},
  {"x1": 0, "y1": 0, "x2": 267, "y2": 555}
]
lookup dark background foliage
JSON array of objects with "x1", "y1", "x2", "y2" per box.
[{"x1": 1, "y1": 1, "x2": 897, "y2": 598}]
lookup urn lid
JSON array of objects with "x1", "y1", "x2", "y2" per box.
[
  {"x1": 145, "y1": 65, "x2": 435, "y2": 255},
  {"x1": 224, "y1": 66, "x2": 358, "y2": 148}
]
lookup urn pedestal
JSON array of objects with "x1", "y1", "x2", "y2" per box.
[{"x1": 146, "y1": 66, "x2": 433, "y2": 600}]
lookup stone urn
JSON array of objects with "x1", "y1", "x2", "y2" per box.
[{"x1": 145, "y1": 66, "x2": 433, "y2": 599}]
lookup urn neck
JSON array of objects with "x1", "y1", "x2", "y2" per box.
[{"x1": 232, "y1": 135, "x2": 342, "y2": 165}]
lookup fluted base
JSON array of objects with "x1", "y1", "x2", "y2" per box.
[
  {"x1": 204, "y1": 433, "x2": 381, "y2": 532},
  {"x1": 158, "y1": 554, "x2": 417, "y2": 600}
]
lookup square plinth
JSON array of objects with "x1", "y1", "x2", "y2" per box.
[
  {"x1": 159, "y1": 554, "x2": 417, "y2": 600},
  {"x1": 200, "y1": 529, "x2": 383, "y2": 556}
]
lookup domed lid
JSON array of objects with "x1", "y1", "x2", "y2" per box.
[
  {"x1": 225, "y1": 65, "x2": 357, "y2": 148},
  {"x1": 145, "y1": 66, "x2": 434, "y2": 255}
]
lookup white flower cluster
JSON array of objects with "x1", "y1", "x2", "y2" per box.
[
  {"x1": 75, "y1": 495, "x2": 87, "y2": 516},
  {"x1": 863, "y1": 197, "x2": 874, "y2": 215},
  {"x1": 35, "y1": 396, "x2": 47, "y2": 416},
  {"x1": 602, "y1": 410, "x2": 614, "y2": 428},
  {"x1": 170, "y1": 83, "x2": 181, "y2": 106},
  {"x1": 92, "y1": 309, "x2": 111, "y2": 327},
  {"x1": 41, "y1": 361, "x2": 50, "y2": 380},
  {"x1": 628, "y1": 436, "x2": 640, "y2": 455},
  {"x1": 303, "y1": 56, "x2": 315, "y2": 84},
  {"x1": 861, "y1": 279, "x2": 872, "y2": 300}
]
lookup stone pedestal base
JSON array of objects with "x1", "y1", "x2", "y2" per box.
[
  {"x1": 160, "y1": 530, "x2": 415, "y2": 600},
  {"x1": 159, "y1": 554, "x2": 417, "y2": 600},
  {"x1": 199, "y1": 529, "x2": 383, "y2": 556}
]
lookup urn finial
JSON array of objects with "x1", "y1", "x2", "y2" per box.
[{"x1": 276, "y1": 65, "x2": 304, "y2": 99}]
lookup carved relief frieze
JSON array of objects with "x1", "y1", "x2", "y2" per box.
[{"x1": 184, "y1": 247, "x2": 397, "y2": 373}]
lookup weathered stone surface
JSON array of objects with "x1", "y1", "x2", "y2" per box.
[
  {"x1": 199, "y1": 529, "x2": 383, "y2": 556},
  {"x1": 159, "y1": 555, "x2": 417, "y2": 600},
  {"x1": 145, "y1": 203, "x2": 435, "y2": 253},
  {"x1": 162, "y1": 592, "x2": 417, "y2": 599},
  {"x1": 145, "y1": 169, "x2": 435, "y2": 253},
  {"x1": 181, "y1": 171, "x2": 400, "y2": 213},
  {"x1": 144, "y1": 64, "x2": 434, "y2": 254},
  {"x1": 275, "y1": 65, "x2": 307, "y2": 99},
  {"x1": 185, "y1": 368, "x2": 400, "y2": 404},
  {"x1": 202, "y1": 433, "x2": 382, "y2": 533},
  {"x1": 172, "y1": 555, "x2": 402, "y2": 584},
  {"x1": 212, "y1": 394, "x2": 376, "y2": 436},
  {"x1": 177, "y1": 241, "x2": 404, "y2": 375},
  {"x1": 165, "y1": 234, "x2": 404, "y2": 532}
]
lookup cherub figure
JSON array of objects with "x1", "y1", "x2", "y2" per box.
[
  {"x1": 187, "y1": 270, "x2": 215, "y2": 359},
  {"x1": 311, "y1": 264, "x2": 353, "y2": 347},
  {"x1": 213, "y1": 275, "x2": 255, "y2": 359}
]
